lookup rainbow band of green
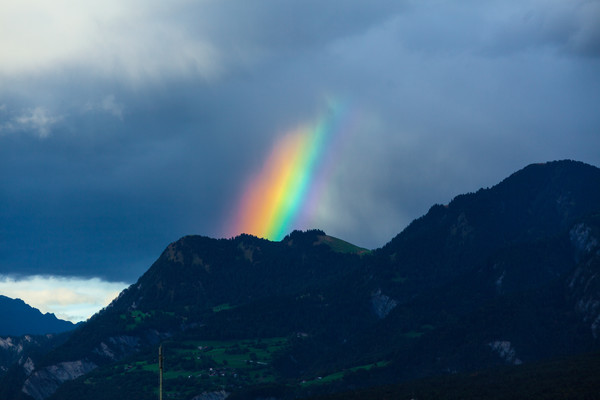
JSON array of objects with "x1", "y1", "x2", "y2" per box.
[{"x1": 226, "y1": 100, "x2": 349, "y2": 241}]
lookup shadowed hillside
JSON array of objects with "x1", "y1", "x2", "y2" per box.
[{"x1": 2, "y1": 160, "x2": 600, "y2": 400}]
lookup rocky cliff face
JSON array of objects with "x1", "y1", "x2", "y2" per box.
[
  {"x1": 0, "y1": 336, "x2": 29, "y2": 376},
  {"x1": 16, "y1": 327, "x2": 171, "y2": 400},
  {"x1": 568, "y1": 220, "x2": 600, "y2": 339},
  {"x1": 0, "y1": 335, "x2": 66, "y2": 378},
  {"x1": 371, "y1": 289, "x2": 398, "y2": 319},
  {"x1": 191, "y1": 391, "x2": 230, "y2": 400},
  {"x1": 22, "y1": 360, "x2": 97, "y2": 400}
]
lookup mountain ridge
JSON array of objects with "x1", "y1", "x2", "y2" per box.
[
  {"x1": 3, "y1": 159, "x2": 600, "y2": 400},
  {"x1": 0, "y1": 295, "x2": 75, "y2": 337}
]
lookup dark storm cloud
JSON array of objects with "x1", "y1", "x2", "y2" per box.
[
  {"x1": 475, "y1": 0, "x2": 600, "y2": 58},
  {"x1": 176, "y1": 1, "x2": 406, "y2": 53},
  {"x1": 1, "y1": 0, "x2": 599, "y2": 289}
]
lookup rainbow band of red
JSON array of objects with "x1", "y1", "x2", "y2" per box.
[{"x1": 226, "y1": 102, "x2": 348, "y2": 241}]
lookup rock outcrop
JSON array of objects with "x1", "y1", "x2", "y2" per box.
[
  {"x1": 569, "y1": 222, "x2": 600, "y2": 338},
  {"x1": 22, "y1": 360, "x2": 97, "y2": 400}
]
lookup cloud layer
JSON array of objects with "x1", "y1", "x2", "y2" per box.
[
  {"x1": 0, "y1": 275, "x2": 127, "y2": 322},
  {"x1": 1, "y1": 0, "x2": 599, "y2": 295}
]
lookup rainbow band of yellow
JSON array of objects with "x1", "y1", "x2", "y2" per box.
[{"x1": 226, "y1": 102, "x2": 349, "y2": 241}]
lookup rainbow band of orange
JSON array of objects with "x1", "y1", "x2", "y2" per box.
[{"x1": 226, "y1": 102, "x2": 348, "y2": 241}]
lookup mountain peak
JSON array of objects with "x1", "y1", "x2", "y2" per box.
[
  {"x1": 0, "y1": 295, "x2": 75, "y2": 336},
  {"x1": 499, "y1": 159, "x2": 600, "y2": 190}
]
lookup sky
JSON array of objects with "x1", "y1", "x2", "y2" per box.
[{"x1": 1, "y1": 0, "x2": 599, "y2": 322}]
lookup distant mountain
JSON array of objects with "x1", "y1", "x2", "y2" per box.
[
  {"x1": 0, "y1": 296, "x2": 75, "y2": 336},
  {"x1": 0, "y1": 297, "x2": 75, "y2": 388},
  {"x1": 3, "y1": 160, "x2": 600, "y2": 400}
]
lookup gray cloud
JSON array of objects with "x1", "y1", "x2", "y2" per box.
[
  {"x1": 478, "y1": 0, "x2": 600, "y2": 57},
  {"x1": 83, "y1": 95, "x2": 124, "y2": 119},
  {"x1": 0, "y1": 275, "x2": 127, "y2": 322},
  {"x1": 0, "y1": 106, "x2": 63, "y2": 138},
  {"x1": 1, "y1": 0, "x2": 599, "y2": 287}
]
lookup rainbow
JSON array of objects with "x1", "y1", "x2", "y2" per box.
[{"x1": 225, "y1": 101, "x2": 351, "y2": 241}]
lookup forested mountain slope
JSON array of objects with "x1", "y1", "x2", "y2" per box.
[{"x1": 3, "y1": 160, "x2": 600, "y2": 400}]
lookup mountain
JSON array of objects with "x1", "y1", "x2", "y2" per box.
[
  {"x1": 0, "y1": 296, "x2": 75, "y2": 336},
  {"x1": 2, "y1": 160, "x2": 600, "y2": 400},
  {"x1": 0, "y1": 297, "x2": 75, "y2": 384}
]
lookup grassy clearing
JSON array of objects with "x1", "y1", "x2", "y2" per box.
[
  {"x1": 119, "y1": 310, "x2": 152, "y2": 330},
  {"x1": 302, "y1": 361, "x2": 391, "y2": 386},
  {"x1": 155, "y1": 337, "x2": 288, "y2": 378},
  {"x1": 177, "y1": 337, "x2": 287, "y2": 366},
  {"x1": 315, "y1": 235, "x2": 371, "y2": 255},
  {"x1": 212, "y1": 303, "x2": 236, "y2": 312},
  {"x1": 156, "y1": 337, "x2": 289, "y2": 395},
  {"x1": 403, "y1": 324, "x2": 435, "y2": 339},
  {"x1": 119, "y1": 309, "x2": 177, "y2": 331},
  {"x1": 85, "y1": 337, "x2": 290, "y2": 399}
]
